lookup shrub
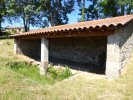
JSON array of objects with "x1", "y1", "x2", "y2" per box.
[
  {"x1": 6, "y1": 61, "x2": 33, "y2": 71},
  {"x1": 0, "y1": 36, "x2": 8, "y2": 39},
  {"x1": 6, "y1": 61, "x2": 72, "y2": 84},
  {"x1": 46, "y1": 65, "x2": 72, "y2": 81},
  {"x1": 6, "y1": 61, "x2": 53, "y2": 84}
]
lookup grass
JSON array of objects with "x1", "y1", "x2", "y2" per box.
[
  {"x1": 6, "y1": 61, "x2": 54, "y2": 84},
  {"x1": 0, "y1": 39, "x2": 133, "y2": 100},
  {"x1": 0, "y1": 36, "x2": 9, "y2": 39},
  {"x1": 6, "y1": 61, "x2": 72, "y2": 84}
]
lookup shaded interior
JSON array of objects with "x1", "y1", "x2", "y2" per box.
[
  {"x1": 49, "y1": 37, "x2": 107, "y2": 74},
  {"x1": 16, "y1": 36, "x2": 107, "y2": 74}
]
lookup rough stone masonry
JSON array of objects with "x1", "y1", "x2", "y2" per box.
[{"x1": 106, "y1": 21, "x2": 133, "y2": 79}]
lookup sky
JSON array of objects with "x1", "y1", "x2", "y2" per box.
[{"x1": 2, "y1": 11, "x2": 79, "y2": 30}]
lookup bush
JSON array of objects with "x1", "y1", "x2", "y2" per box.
[
  {"x1": 6, "y1": 61, "x2": 73, "y2": 84},
  {"x1": 6, "y1": 61, "x2": 53, "y2": 84},
  {"x1": 0, "y1": 36, "x2": 8, "y2": 39},
  {"x1": 47, "y1": 65, "x2": 72, "y2": 81},
  {"x1": 6, "y1": 61, "x2": 34, "y2": 71}
]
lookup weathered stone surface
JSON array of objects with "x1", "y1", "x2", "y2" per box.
[
  {"x1": 16, "y1": 39, "x2": 41, "y2": 61},
  {"x1": 106, "y1": 35, "x2": 121, "y2": 79},
  {"x1": 119, "y1": 22, "x2": 133, "y2": 68},
  {"x1": 39, "y1": 65, "x2": 46, "y2": 75},
  {"x1": 49, "y1": 37, "x2": 107, "y2": 65},
  {"x1": 14, "y1": 39, "x2": 17, "y2": 54},
  {"x1": 41, "y1": 38, "x2": 49, "y2": 62},
  {"x1": 40, "y1": 38, "x2": 49, "y2": 75},
  {"x1": 106, "y1": 21, "x2": 133, "y2": 79}
]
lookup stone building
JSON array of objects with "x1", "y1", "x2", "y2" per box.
[
  {"x1": 10, "y1": 15, "x2": 133, "y2": 79},
  {"x1": 5, "y1": 26, "x2": 24, "y2": 34}
]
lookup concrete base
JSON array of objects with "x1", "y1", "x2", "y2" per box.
[
  {"x1": 106, "y1": 34, "x2": 121, "y2": 79},
  {"x1": 39, "y1": 62, "x2": 48, "y2": 75},
  {"x1": 106, "y1": 62, "x2": 120, "y2": 79}
]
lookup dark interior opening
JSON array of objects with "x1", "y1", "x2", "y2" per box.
[
  {"x1": 17, "y1": 39, "x2": 41, "y2": 61},
  {"x1": 49, "y1": 36, "x2": 107, "y2": 74},
  {"x1": 17, "y1": 36, "x2": 107, "y2": 74}
]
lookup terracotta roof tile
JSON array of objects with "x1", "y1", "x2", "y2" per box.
[{"x1": 10, "y1": 14, "x2": 133, "y2": 38}]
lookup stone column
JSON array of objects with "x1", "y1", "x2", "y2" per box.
[
  {"x1": 106, "y1": 34, "x2": 121, "y2": 79},
  {"x1": 40, "y1": 38, "x2": 49, "y2": 75},
  {"x1": 14, "y1": 39, "x2": 17, "y2": 54}
]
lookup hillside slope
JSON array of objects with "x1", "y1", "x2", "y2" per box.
[{"x1": 0, "y1": 39, "x2": 133, "y2": 100}]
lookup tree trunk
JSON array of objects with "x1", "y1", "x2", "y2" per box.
[
  {"x1": 23, "y1": 18, "x2": 28, "y2": 32},
  {"x1": 81, "y1": 0, "x2": 85, "y2": 22},
  {"x1": 127, "y1": 6, "x2": 132, "y2": 15},
  {"x1": 0, "y1": 14, "x2": 2, "y2": 33},
  {"x1": 24, "y1": 25, "x2": 28, "y2": 32},
  {"x1": 121, "y1": 6, "x2": 125, "y2": 16}
]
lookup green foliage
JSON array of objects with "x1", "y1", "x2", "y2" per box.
[
  {"x1": 100, "y1": 0, "x2": 133, "y2": 17},
  {"x1": 6, "y1": 61, "x2": 54, "y2": 84},
  {"x1": 1, "y1": 0, "x2": 133, "y2": 31},
  {"x1": 86, "y1": 0, "x2": 100, "y2": 20},
  {"x1": 4, "y1": 0, "x2": 75, "y2": 31},
  {"x1": 0, "y1": 31, "x2": 10, "y2": 38},
  {"x1": 0, "y1": 0, "x2": 6, "y2": 31},
  {"x1": 77, "y1": 0, "x2": 100, "y2": 21},
  {"x1": 47, "y1": 65, "x2": 72, "y2": 81},
  {"x1": 78, "y1": 0, "x2": 133, "y2": 21},
  {"x1": 10, "y1": 29, "x2": 17, "y2": 35},
  {"x1": 7, "y1": 0, "x2": 46, "y2": 32},
  {"x1": 0, "y1": 36, "x2": 8, "y2": 39},
  {"x1": 77, "y1": 0, "x2": 86, "y2": 22},
  {"x1": 6, "y1": 61, "x2": 31, "y2": 71},
  {"x1": 6, "y1": 61, "x2": 72, "y2": 84},
  {"x1": 40, "y1": 0, "x2": 75, "y2": 26}
]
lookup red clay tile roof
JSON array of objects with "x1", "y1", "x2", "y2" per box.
[{"x1": 10, "y1": 14, "x2": 133, "y2": 38}]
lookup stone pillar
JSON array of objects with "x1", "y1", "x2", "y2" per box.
[
  {"x1": 106, "y1": 34, "x2": 121, "y2": 79},
  {"x1": 40, "y1": 38, "x2": 49, "y2": 75},
  {"x1": 14, "y1": 39, "x2": 17, "y2": 54}
]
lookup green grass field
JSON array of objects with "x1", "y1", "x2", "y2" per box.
[{"x1": 0, "y1": 39, "x2": 133, "y2": 100}]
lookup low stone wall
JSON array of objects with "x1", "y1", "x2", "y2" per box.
[
  {"x1": 49, "y1": 37, "x2": 107, "y2": 65},
  {"x1": 16, "y1": 39, "x2": 41, "y2": 61}
]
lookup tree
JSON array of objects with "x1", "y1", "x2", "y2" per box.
[
  {"x1": 118, "y1": 0, "x2": 133, "y2": 15},
  {"x1": 77, "y1": 0, "x2": 133, "y2": 22},
  {"x1": 77, "y1": 0, "x2": 101, "y2": 21},
  {"x1": 40, "y1": 0, "x2": 75, "y2": 26},
  {"x1": 86, "y1": 0, "x2": 100, "y2": 20},
  {"x1": 8, "y1": 0, "x2": 45, "y2": 32},
  {"x1": 100, "y1": 0, "x2": 133, "y2": 18},
  {"x1": 0, "y1": 0, "x2": 6, "y2": 32},
  {"x1": 77, "y1": 0, "x2": 85, "y2": 22}
]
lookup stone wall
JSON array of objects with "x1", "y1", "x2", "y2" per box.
[
  {"x1": 49, "y1": 37, "x2": 107, "y2": 65},
  {"x1": 106, "y1": 21, "x2": 133, "y2": 79},
  {"x1": 16, "y1": 39, "x2": 41, "y2": 61},
  {"x1": 119, "y1": 21, "x2": 133, "y2": 69}
]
